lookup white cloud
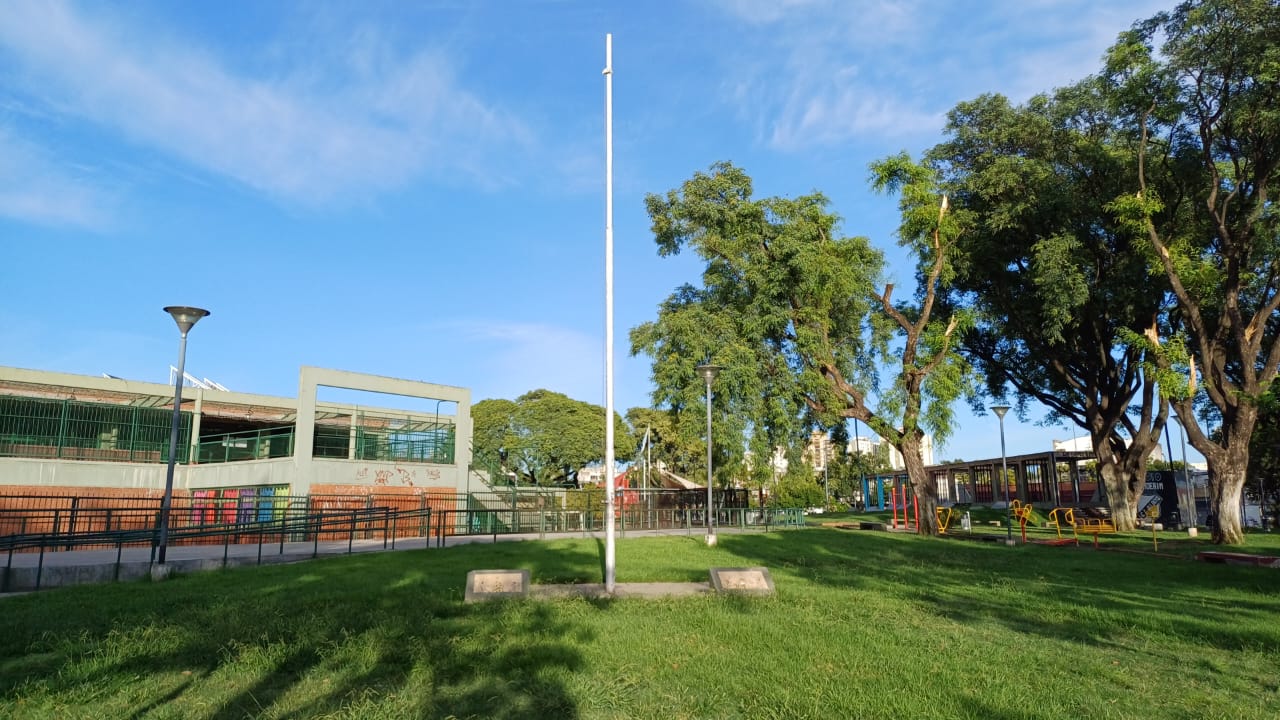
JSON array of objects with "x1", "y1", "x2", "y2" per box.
[
  {"x1": 712, "y1": 0, "x2": 1170, "y2": 151},
  {"x1": 0, "y1": 126, "x2": 113, "y2": 228},
  {"x1": 0, "y1": 1, "x2": 533, "y2": 205}
]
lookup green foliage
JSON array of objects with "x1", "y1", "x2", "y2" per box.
[
  {"x1": 1098, "y1": 0, "x2": 1280, "y2": 542},
  {"x1": 772, "y1": 472, "x2": 825, "y2": 508},
  {"x1": 925, "y1": 78, "x2": 1178, "y2": 531},
  {"x1": 472, "y1": 390, "x2": 634, "y2": 486},
  {"x1": 470, "y1": 398, "x2": 518, "y2": 475},
  {"x1": 564, "y1": 484, "x2": 605, "y2": 512},
  {"x1": 624, "y1": 406, "x2": 705, "y2": 481},
  {"x1": 632, "y1": 160, "x2": 975, "y2": 514},
  {"x1": 633, "y1": 161, "x2": 884, "y2": 485}
]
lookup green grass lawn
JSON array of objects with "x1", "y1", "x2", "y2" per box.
[
  {"x1": 2, "y1": 528, "x2": 1279, "y2": 719},
  {"x1": 818, "y1": 509, "x2": 1280, "y2": 559}
]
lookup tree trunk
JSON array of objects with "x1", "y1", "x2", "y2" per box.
[
  {"x1": 1096, "y1": 458, "x2": 1141, "y2": 531},
  {"x1": 1177, "y1": 401, "x2": 1256, "y2": 545},
  {"x1": 900, "y1": 434, "x2": 939, "y2": 535},
  {"x1": 1209, "y1": 460, "x2": 1247, "y2": 545}
]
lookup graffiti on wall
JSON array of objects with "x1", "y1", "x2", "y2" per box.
[{"x1": 354, "y1": 465, "x2": 443, "y2": 486}]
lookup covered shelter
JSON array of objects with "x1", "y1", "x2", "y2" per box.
[{"x1": 927, "y1": 450, "x2": 1097, "y2": 507}]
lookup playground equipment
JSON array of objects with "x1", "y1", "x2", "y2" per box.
[
  {"x1": 1072, "y1": 516, "x2": 1117, "y2": 547},
  {"x1": 1046, "y1": 506, "x2": 1117, "y2": 547},
  {"x1": 935, "y1": 506, "x2": 954, "y2": 534},
  {"x1": 862, "y1": 474, "x2": 907, "y2": 512},
  {"x1": 1009, "y1": 500, "x2": 1034, "y2": 542},
  {"x1": 889, "y1": 481, "x2": 919, "y2": 531},
  {"x1": 1046, "y1": 507, "x2": 1075, "y2": 538}
]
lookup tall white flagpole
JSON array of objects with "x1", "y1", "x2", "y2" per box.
[{"x1": 603, "y1": 33, "x2": 617, "y2": 593}]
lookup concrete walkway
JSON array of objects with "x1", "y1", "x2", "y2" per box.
[{"x1": 1, "y1": 524, "x2": 781, "y2": 594}]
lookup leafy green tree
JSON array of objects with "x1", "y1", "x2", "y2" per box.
[
  {"x1": 624, "y1": 406, "x2": 708, "y2": 485},
  {"x1": 631, "y1": 160, "x2": 974, "y2": 534},
  {"x1": 774, "y1": 467, "x2": 826, "y2": 509},
  {"x1": 825, "y1": 434, "x2": 892, "y2": 504},
  {"x1": 1103, "y1": 0, "x2": 1280, "y2": 543},
  {"x1": 470, "y1": 398, "x2": 518, "y2": 479},
  {"x1": 471, "y1": 390, "x2": 633, "y2": 486},
  {"x1": 927, "y1": 88, "x2": 1172, "y2": 530}
]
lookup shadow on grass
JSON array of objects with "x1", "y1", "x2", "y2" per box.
[
  {"x1": 5, "y1": 528, "x2": 1280, "y2": 718},
  {"x1": 715, "y1": 528, "x2": 1280, "y2": 654},
  {"x1": 0, "y1": 542, "x2": 605, "y2": 719}
]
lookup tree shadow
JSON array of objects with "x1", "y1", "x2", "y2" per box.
[
  {"x1": 714, "y1": 529, "x2": 1280, "y2": 654},
  {"x1": 0, "y1": 543, "x2": 604, "y2": 718}
]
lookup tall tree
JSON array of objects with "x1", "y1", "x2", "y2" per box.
[
  {"x1": 631, "y1": 160, "x2": 973, "y2": 534},
  {"x1": 471, "y1": 390, "x2": 633, "y2": 486},
  {"x1": 928, "y1": 89, "x2": 1172, "y2": 530},
  {"x1": 470, "y1": 398, "x2": 519, "y2": 480},
  {"x1": 623, "y1": 406, "x2": 709, "y2": 485},
  {"x1": 1104, "y1": 0, "x2": 1280, "y2": 543}
]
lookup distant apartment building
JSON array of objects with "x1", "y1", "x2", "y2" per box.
[{"x1": 803, "y1": 429, "x2": 932, "y2": 472}]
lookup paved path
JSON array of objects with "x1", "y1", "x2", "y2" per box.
[{"x1": 2, "y1": 524, "x2": 781, "y2": 594}]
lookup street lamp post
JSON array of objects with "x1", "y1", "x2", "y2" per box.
[
  {"x1": 853, "y1": 417, "x2": 866, "y2": 509},
  {"x1": 823, "y1": 452, "x2": 829, "y2": 508},
  {"x1": 696, "y1": 363, "x2": 722, "y2": 546},
  {"x1": 991, "y1": 405, "x2": 1012, "y2": 545},
  {"x1": 157, "y1": 306, "x2": 210, "y2": 569}
]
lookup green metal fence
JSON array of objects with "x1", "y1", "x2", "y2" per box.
[
  {"x1": 313, "y1": 419, "x2": 455, "y2": 464},
  {"x1": 1, "y1": 394, "x2": 458, "y2": 467},
  {"x1": 196, "y1": 426, "x2": 294, "y2": 464},
  {"x1": 0, "y1": 396, "x2": 191, "y2": 463}
]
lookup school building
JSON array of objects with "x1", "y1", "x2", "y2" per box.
[{"x1": 0, "y1": 364, "x2": 473, "y2": 511}]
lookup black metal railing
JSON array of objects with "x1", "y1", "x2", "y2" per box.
[
  {"x1": 1, "y1": 505, "x2": 434, "y2": 592},
  {"x1": 0, "y1": 493, "x2": 807, "y2": 592}
]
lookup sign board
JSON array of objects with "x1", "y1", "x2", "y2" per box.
[
  {"x1": 709, "y1": 567, "x2": 775, "y2": 596},
  {"x1": 1138, "y1": 470, "x2": 1182, "y2": 527},
  {"x1": 465, "y1": 569, "x2": 530, "y2": 603}
]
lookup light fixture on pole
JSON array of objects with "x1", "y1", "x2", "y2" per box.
[
  {"x1": 157, "y1": 306, "x2": 210, "y2": 571},
  {"x1": 991, "y1": 405, "x2": 1012, "y2": 545},
  {"x1": 697, "y1": 363, "x2": 722, "y2": 546}
]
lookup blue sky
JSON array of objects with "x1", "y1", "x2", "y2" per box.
[{"x1": 1, "y1": 0, "x2": 1194, "y2": 463}]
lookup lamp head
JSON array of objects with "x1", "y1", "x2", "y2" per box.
[
  {"x1": 695, "y1": 363, "x2": 723, "y2": 385},
  {"x1": 991, "y1": 405, "x2": 1010, "y2": 420},
  {"x1": 164, "y1": 306, "x2": 210, "y2": 335}
]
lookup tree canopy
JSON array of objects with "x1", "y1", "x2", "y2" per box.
[
  {"x1": 632, "y1": 159, "x2": 973, "y2": 533},
  {"x1": 1101, "y1": 0, "x2": 1280, "y2": 543},
  {"x1": 471, "y1": 390, "x2": 633, "y2": 486},
  {"x1": 926, "y1": 86, "x2": 1173, "y2": 530}
]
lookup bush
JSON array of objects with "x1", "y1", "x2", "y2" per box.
[{"x1": 774, "y1": 476, "x2": 825, "y2": 508}]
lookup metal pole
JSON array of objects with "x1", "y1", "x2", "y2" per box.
[
  {"x1": 823, "y1": 451, "x2": 829, "y2": 508},
  {"x1": 1178, "y1": 416, "x2": 1196, "y2": 527},
  {"x1": 1000, "y1": 418, "x2": 1010, "y2": 544},
  {"x1": 157, "y1": 330, "x2": 189, "y2": 565},
  {"x1": 991, "y1": 406, "x2": 1011, "y2": 544},
  {"x1": 854, "y1": 418, "x2": 866, "y2": 509},
  {"x1": 705, "y1": 376, "x2": 714, "y2": 541},
  {"x1": 602, "y1": 33, "x2": 617, "y2": 593}
]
